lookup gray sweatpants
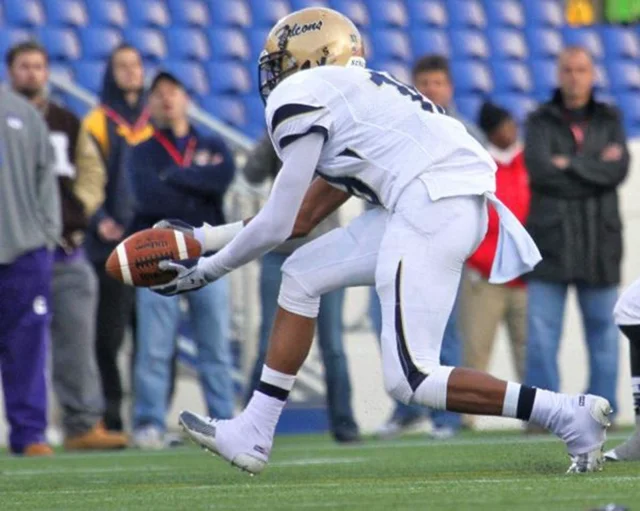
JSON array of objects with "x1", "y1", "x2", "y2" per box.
[{"x1": 51, "y1": 258, "x2": 105, "y2": 436}]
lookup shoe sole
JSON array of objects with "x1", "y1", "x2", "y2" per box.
[
  {"x1": 178, "y1": 412, "x2": 265, "y2": 476},
  {"x1": 566, "y1": 397, "x2": 612, "y2": 474}
]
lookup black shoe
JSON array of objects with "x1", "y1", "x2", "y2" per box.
[{"x1": 333, "y1": 428, "x2": 362, "y2": 444}]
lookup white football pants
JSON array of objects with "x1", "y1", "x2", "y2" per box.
[
  {"x1": 614, "y1": 277, "x2": 640, "y2": 325},
  {"x1": 278, "y1": 180, "x2": 488, "y2": 404}
]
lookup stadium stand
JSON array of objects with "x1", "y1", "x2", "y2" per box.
[{"x1": 0, "y1": 0, "x2": 637, "y2": 137}]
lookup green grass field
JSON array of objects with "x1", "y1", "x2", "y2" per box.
[{"x1": 1, "y1": 431, "x2": 639, "y2": 510}]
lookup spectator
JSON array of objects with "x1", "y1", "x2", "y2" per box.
[
  {"x1": 524, "y1": 46, "x2": 629, "y2": 426},
  {"x1": 243, "y1": 135, "x2": 360, "y2": 444},
  {"x1": 128, "y1": 71, "x2": 236, "y2": 449},
  {"x1": 83, "y1": 44, "x2": 153, "y2": 432},
  {"x1": 0, "y1": 82, "x2": 60, "y2": 456},
  {"x1": 8, "y1": 42, "x2": 128, "y2": 450},
  {"x1": 460, "y1": 102, "x2": 530, "y2": 424},
  {"x1": 374, "y1": 54, "x2": 485, "y2": 439}
]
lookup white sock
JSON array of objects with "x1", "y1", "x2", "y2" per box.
[
  {"x1": 243, "y1": 366, "x2": 296, "y2": 437},
  {"x1": 528, "y1": 389, "x2": 564, "y2": 431}
]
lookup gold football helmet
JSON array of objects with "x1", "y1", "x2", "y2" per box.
[{"x1": 258, "y1": 7, "x2": 366, "y2": 102}]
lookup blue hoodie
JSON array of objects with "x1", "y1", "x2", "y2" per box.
[{"x1": 127, "y1": 125, "x2": 235, "y2": 233}]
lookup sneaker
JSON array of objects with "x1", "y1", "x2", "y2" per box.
[
  {"x1": 561, "y1": 395, "x2": 612, "y2": 473},
  {"x1": 179, "y1": 410, "x2": 269, "y2": 475},
  {"x1": 604, "y1": 432, "x2": 640, "y2": 462},
  {"x1": 375, "y1": 414, "x2": 425, "y2": 440},
  {"x1": 429, "y1": 425, "x2": 457, "y2": 441},
  {"x1": 64, "y1": 422, "x2": 128, "y2": 451},
  {"x1": 23, "y1": 443, "x2": 54, "y2": 457},
  {"x1": 132, "y1": 425, "x2": 165, "y2": 450}
]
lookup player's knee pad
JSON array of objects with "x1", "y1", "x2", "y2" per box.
[
  {"x1": 277, "y1": 269, "x2": 321, "y2": 319},
  {"x1": 409, "y1": 365, "x2": 455, "y2": 410}
]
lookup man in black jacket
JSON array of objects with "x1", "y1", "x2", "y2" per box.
[{"x1": 524, "y1": 46, "x2": 629, "y2": 421}]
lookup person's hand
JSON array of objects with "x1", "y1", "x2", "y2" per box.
[
  {"x1": 601, "y1": 143, "x2": 623, "y2": 162},
  {"x1": 98, "y1": 217, "x2": 125, "y2": 242},
  {"x1": 150, "y1": 258, "x2": 211, "y2": 296},
  {"x1": 551, "y1": 155, "x2": 570, "y2": 170}
]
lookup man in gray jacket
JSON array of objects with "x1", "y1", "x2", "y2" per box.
[
  {"x1": 243, "y1": 135, "x2": 360, "y2": 443},
  {"x1": 0, "y1": 84, "x2": 60, "y2": 456}
]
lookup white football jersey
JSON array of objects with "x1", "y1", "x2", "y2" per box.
[{"x1": 265, "y1": 65, "x2": 497, "y2": 209}]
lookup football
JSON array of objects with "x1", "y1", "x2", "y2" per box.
[{"x1": 105, "y1": 228, "x2": 202, "y2": 287}]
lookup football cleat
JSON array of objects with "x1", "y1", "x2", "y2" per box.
[
  {"x1": 565, "y1": 395, "x2": 612, "y2": 473},
  {"x1": 604, "y1": 432, "x2": 640, "y2": 462},
  {"x1": 179, "y1": 411, "x2": 268, "y2": 475}
]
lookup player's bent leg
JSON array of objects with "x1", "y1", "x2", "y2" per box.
[
  {"x1": 605, "y1": 280, "x2": 640, "y2": 462},
  {"x1": 180, "y1": 208, "x2": 388, "y2": 474},
  {"x1": 377, "y1": 189, "x2": 611, "y2": 473}
]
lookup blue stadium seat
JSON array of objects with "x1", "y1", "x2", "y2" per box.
[
  {"x1": 58, "y1": 92, "x2": 91, "y2": 118},
  {"x1": 528, "y1": 60, "x2": 557, "y2": 99},
  {"x1": 208, "y1": 29, "x2": 250, "y2": 61},
  {"x1": 244, "y1": 123, "x2": 266, "y2": 139},
  {"x1": 247, "y1": 28, "x2": 271, "y2": 62},
  {"x1": 78, "y1": 28, "x2": 122, "y2": 60},
  {"x1": 0, "y1": 30, "x2": 32, "y2": 60},
  {"x1": 449, "y1": 29, "x2": 489, "y2": 60},
  {"x1": 491, "y1": 62, "x2": 531, "y2": 93},
  {"x1": 368, "y1": 0, "x2": 408, "y2": 28},
  {"x1": 483, "y1": 0, "x2": 524, "y2": 28},
  {"x1": 406, "y1": 1, "x2": 447, "y2": 28},
  {"x1": 49, "y1": 63, "x2": 73, "y2": 82},
  {"x1": 243, "y1": 95, "x2": 265, "y2": 127},
  {"x1": 607, "y1": 62, "x2": 640, "y2": 92},
  {"x1": 447, "y1": 1, "x2": 486, "y2": 29},
  {"x1": 122, "y1": 28, "x2": 167, "y2": 61},
  {"x1": 249, "y1": 0, "x2": 289, "y2": 27},
  {"x1": 44, "y1": 0, "x2": 88, "y2": 27},
  {"x1": 525, "y1": 28, "x2": 563, "y2": 59},
  {"x1": 201, "y1": 95, "x2": 247, "y2": 128},
  {"x1": 523, "y1": 0, "x2": 563, "y2": 28},
  {"x1": 163, "y1": 61, "x2": 209, "y2": 97},
  {"x1": 409, "y1": 29, "x2": 450, "y2": 58},
  {"x1": 490, "y1": 93, "x2": 537, "y2": 125},
  {"x1": 166, "y1": 0, "x2": 209, "y2": 27},
  {"x1": 487, "y1": 29, "x2": 528, "y2": 60},
  {"x1": 210, "y1": 0, "x2": 252, "y2": 28},
  {"x1": 36, "y1": 28, "x2": 81, "y2": 61},
  {"x1": 454, "y1": 94, "x2": 483, "y2": 122},
  {"x1": 450, "y1": 61, "x2": 492, "y2": 94},
  {"x1": 561, "y1": 27, "x2": 603, "y2": 60},
  {"x1": 86, "y1": 0, "x2": 127, "y2": 28},
  {"x1": 166, "y1": 28, "x2": 210, "y2": 60},
  {"x1": 593, "y1": 63, "x2": 609, "y2": 93},
  {"x1": 207, "y1": 62, "x2": 252, "y2": 95},
  {"x1": 73, "y1": 61, "x2": 107, "y2": 93},
  {"x1": 127, "y1": 0, "x2": 170, "y2": 28},
  {"x1": 329, "y1": 0, "x2": 369, "y2": 28},
  {"x1": 600, "y1": 26, "x2": 639, "y2": 60},
  {"x1": 370, "y1": 30, "x2": 412, "y2": 62},
  {"x1": 617, "y1": 92, "x2": 640, "y2": 136},
  {"x1": 290, "y1": 0, "x2": 330, "y2": 9},
  {"x1": 5, "y1": 0, "x2": 45, "y2": 27}
]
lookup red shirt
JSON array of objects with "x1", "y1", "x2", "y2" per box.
[{"x1": 467, "y1": 146, "x2": 531, "y2": 287}]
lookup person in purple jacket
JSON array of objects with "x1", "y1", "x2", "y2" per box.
[{"x1": 126, "y1": 71, "x2": 236, "y2": 449}]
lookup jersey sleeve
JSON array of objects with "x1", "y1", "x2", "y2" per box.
[{"x1": 265, "y1": 72, "x2": 333, "y2": 158}]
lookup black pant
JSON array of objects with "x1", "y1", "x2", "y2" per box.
[{"x1": 93, "y1": 262, "x2": 135, "y2": 431}]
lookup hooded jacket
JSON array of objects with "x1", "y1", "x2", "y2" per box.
[
  {"x1": 524, "y1": 89, "x2": 629, "y2": 286},
  {"x1": 82, "y1": 50, "x2": 153, "y2": 263}
]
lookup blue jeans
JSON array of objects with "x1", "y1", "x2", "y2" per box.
[
  {"x1": 368, "y1": 287, "x2": 461, "y2": 429},
  {"x1": 248, "y1": 252, "x2": 358, "y2": 435},
  {"x1": 525, "y1": 280, "x2": 619, "y2": 414},
  {"x1": 134, "y1": 279, "x2": 234, "y2": 430}
]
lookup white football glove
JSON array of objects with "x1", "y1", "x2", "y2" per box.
[{"x1": 151, "y1": 257, "x2": 211, "y2": 296}]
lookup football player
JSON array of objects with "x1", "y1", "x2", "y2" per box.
[
  {"x1": 153, "y1": 8, "x2": 611, "y2": 474},
  {"x1": 605, "y1": 279, "x2": 640, "y2": 461}
]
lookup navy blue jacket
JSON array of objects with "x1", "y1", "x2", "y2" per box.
[{"x1": 127, "y1": 125, "x2": 235, "y2": 233}]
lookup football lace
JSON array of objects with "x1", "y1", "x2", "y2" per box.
[{"x1": 134, "y1": 252, "x2": 174, "y2": 269}]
